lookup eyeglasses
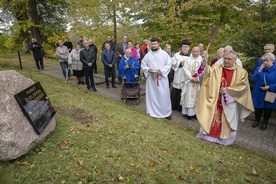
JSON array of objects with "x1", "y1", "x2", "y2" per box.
[{"x1": 224, "y1": 57, "x2": 234, "y2": 61}]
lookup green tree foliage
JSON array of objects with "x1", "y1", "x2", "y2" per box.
[
  {"x1": 236, "y1": 0, "x2": 276, "y2": 57},
  {"x1": 1, "y1": 0, "x2": 276, "y2": 68},
  {"x1": 0, "y1": 0, "x2": 69, "y2": 54},
  {"x1": 128, "y1": 0, "x2": 251, "y2": 52},
  {"x1": 67, "y1": 0, "x2": 144, "y2": 48}
]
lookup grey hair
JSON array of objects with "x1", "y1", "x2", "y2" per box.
[
  {"x1": 264, "y1": 44, "x2": 274, "y2": 50},
  {"x1": 224, "y1": 50, "x2": 237, "y2": 59},
  {"x1": 125, "y1": 48, "x2": 132, "y2": 54},
  {"x1": 261, "y1": 53, "x2": 275, "y2": 61},
  {"x1": 217, "y1": 47, "x2": 224, "y2": 53},
  {"x1": 224, "y1": 45, "x2": 233, "y2": 50}
]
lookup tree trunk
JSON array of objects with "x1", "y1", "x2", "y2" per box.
[
  {"x1": 20, "y1": 30, "x2": 30, "y2": 53},
  {"x1": 113, "y1": 4, "x2": 117, "y2": 44},
  {"x1": 28, "y1": 0, "x2": 43, "y2": 44},
  {"x1": 14, "y1": 3, "x2": 30, "y2": 52}
]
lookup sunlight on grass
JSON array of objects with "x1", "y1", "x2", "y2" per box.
[{"x1": 0, "y1": 56, "x2": 275, "y2": 183}]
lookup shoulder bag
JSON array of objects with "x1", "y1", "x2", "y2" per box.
[{"x1": 264, "y1": 72, "x2": 276, "y2": 103}]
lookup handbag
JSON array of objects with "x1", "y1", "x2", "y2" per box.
[{"x1": 264, "y1": 73, "x2": 276, "y2": 103}]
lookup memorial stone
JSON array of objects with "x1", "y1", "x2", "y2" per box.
[
  {"x1": 0, "y1": 70, "x2": 56, "y2": 161},
  {"x1": 14, "y1": 82, "x2": 56, "y2": 135}
]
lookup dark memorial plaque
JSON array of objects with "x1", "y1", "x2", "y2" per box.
[{"x1": 14, "y1": 82, "x2": 56, "y2": 135}]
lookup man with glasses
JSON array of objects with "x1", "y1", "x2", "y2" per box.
[{"x1": 196, "y1": 50, "x2": 254, "y2": 146}]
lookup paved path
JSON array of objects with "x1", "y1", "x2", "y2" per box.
[{"x1": 42, "y1": 66, "x2": 276, "y2": 157}]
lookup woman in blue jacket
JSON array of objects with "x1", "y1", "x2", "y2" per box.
[
  {"x1": 118, "y1": 48, "x2": 140, "y2": 83},
  {"x1": 251, "y1": 53, "x2": 276, "y2": 130}
]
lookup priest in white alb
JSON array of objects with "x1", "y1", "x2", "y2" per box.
[{"x1": 141, "y1": 37, "x2": 172, "y2": 119}]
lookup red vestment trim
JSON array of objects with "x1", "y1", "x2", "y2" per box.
[{"x1": 209, "y1": 68, "x2": 234, "y2": 138}]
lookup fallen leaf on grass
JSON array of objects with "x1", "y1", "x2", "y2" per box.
[
  {"x1": 78, "y1": 160, "x2": 84, "y2": 166},
  {"x1": 150, "y1": 168, "x2": 156, "y2": 172},
  {"x1": 59, "y1": 139, "x2": 70, "y2": 149},
  {"x1": 95, "y1": 170, "x2": 104, "y2": 176},
  {"x1": 17, "y1": 161, "x2": 28, "y2": 166},
  {"x1": 26, "y1": 163, "x2": 35, "y2": 170},
  {"x1": 118, "y1": 175, "x2": 124, "y2": 180},
  {"x1": 69, "y1": 128, "x2": 75, "y2": 132},
  {"x1": 189, "y1": 165, "x2": 195, "y2": 172},
  {"x1": 150, "y1": 161, "x2": 157, "y2": 167},
  {"x1": 252, "y1": 167, "x2": 258, "y2": 175}
]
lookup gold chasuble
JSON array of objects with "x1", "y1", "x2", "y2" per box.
[{"x1": 196, "y1": 64, "x2": 254, "y2": 144}]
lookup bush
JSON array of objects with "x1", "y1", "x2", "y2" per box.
[{"x1": 0, "y1": 35, "x2": 21, "y2": 54}]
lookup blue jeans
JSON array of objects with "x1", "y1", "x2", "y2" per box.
[
  {"x1": 84, "y1": 67, "x2": 96, "y2": 89},
  {"x1": 60, "y1": 62, "x2": 71, "y2": 79}
]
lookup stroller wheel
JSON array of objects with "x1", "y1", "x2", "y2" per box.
[
  {"x1": 136, "y1": 99, "x2": 140, "y2": 105},
  {"x1": 124, "y1": 99, "x2": 127, "y2": 103}
]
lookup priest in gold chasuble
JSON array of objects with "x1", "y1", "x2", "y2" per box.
[{"x1": 196, "y1": 50, "x2": 254, "y2": 146}]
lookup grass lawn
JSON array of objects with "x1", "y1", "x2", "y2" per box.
[{"x1": 0, "y1": 54, "x2": 275, "y2": 183}]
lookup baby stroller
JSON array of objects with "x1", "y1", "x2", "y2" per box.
[{"x1": 121, "y1": 78, "x2": 140, "y2": 104}]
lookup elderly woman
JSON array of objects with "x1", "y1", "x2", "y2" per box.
[
  {"x1": 68, "y1": 44, "x2": 84, "y2": 85},
  {"x1": 210, "y1": 48, "x2": 224, "y2": 66},
  {"x1": 56, "y1": 39, "x2": 70, "y2": 81},
  {"x1": 118, "y1": 48, "x2": 140, "y2": 83},
  {"x1": 251, "y1": 53, "x2": 276, "y2": 130}
]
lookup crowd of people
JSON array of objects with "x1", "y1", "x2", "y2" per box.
[{"x1": 29, "y1": 35, "x2": 276, "y2": 146}]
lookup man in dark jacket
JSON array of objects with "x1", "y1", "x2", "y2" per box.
[
  {"x1": 29, "y1": 38, "x2": 44, "y2": 70},
  {"x1": 102, "y1": 35, "x2": 116, "y2": 52},
  {"x1": 80, "y1": 40, "x2": 97, "y2": 92},
  {"x1": 89, "y1": 39, "x2": 98, "y2": 74},
  {"x1": 77, "y1": 36, "x2": 84, "y2": 48},
  {"x1": 102, "y1": 43, "x2": 117, "y2": 88}
]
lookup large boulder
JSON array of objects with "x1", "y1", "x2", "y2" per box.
[{"x1": 0, "y1": 70, "x2": 56, "y2": 161}]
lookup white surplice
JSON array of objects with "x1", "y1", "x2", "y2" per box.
[
  {"x1": 171, "y1": 52, "x2": 190, "y2": 89},
  {"x1": 180, "y1": 54, "x2": 203, "y2": 116},
  {"x1": 141, "y1": 48, "x2": 172, "y2": 118}
]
